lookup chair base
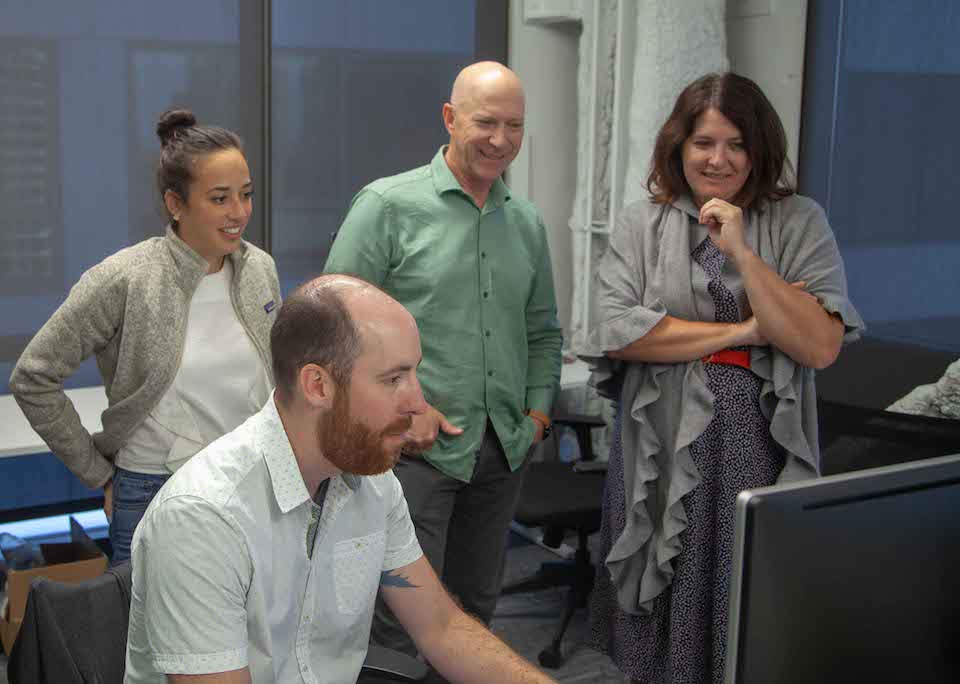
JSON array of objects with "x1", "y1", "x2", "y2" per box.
[
  {"x1": 500, "y1": 559, "x2": 588, "y2": 597},
  {"x1": 500, "y1": 532, "x2": 595, "y2": 668}
]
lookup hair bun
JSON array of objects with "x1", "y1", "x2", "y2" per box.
[{"x1": 156, "y1": 109, "x2": 198, "y2": 147}]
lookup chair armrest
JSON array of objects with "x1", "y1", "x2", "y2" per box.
[
  {"x1": 552, "y1": 413, "x2": 605, "y2": 461},
  {"x1": 552, "y1": 413, "x2": 605, "y2": 428},
  {"x1": 572, "y1": 460, "x2": 607, "y2": 474},
  {"x1": 360, "y1": 644, "x2": 429, "y2": 681}
]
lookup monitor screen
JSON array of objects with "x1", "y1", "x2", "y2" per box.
[{"x1": 725, "y1": 454, "x2": 960, "y2": 684}]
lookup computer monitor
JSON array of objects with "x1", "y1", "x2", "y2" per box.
[{"x1": 725, "y1": 453, "x2": 960, "y2": 684}]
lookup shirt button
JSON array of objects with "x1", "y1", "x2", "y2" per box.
[
  {"x1": 488, "y1": 370, "x2": 494, "y2": 377},
  {"x1": 482, "y1": 291, "x2": 489, "y2": 298},
  {"x1": 485, "y1": 330, "x2": 491, "y2": 337},
  {"x1": 481, "y1": 251, "x2": 487, "y2": 259}
]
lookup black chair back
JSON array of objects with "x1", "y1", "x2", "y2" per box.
[{"x1": 8, "y1": 562, "x2": 131, "y2": 684}]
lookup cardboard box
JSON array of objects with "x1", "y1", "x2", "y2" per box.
[{"x1": 0, "y1": 517, "x2": 107, "y2": 655}]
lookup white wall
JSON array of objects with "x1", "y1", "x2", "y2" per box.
[
  {"x1": 727, "y1": 0, "x2": 808, "y2": 170},
  {"x1": 509, "y1": 0, "x2": 808, "y2": 339},
  {"x1": 507, "y1": 2, "x2": 580, "y2": 334}
]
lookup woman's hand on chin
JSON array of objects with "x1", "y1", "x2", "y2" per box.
[{"x1": 699, "y1": 198, "x2": 750, "y2": 263}]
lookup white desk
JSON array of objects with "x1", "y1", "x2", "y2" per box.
[
  {"x1": 0, "y1": 362, "x2": 593, "y2": 460},
  {"x1": 0, "y1": 387, "x2": 107, "y2": 459},
  {"x1": 559, "y1": 357, "x2": 591, "y2": 391}
]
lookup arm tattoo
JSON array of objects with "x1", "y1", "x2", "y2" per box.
[{"x1": 380, "y1": 570, "x2": 419, "y2": 588}]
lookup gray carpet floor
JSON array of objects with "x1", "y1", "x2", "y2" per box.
[
  {"x1": 1, "y1": 534, "x2": 624, "y2": 683},
  {"x1": 492, "y1": 537, "x2": 624, "y2": 683}
]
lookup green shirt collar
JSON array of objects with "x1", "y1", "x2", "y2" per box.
[{"x1": 430, "y1": 146, "x2": 511, "y2": 210}]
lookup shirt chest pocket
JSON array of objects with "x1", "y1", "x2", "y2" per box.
[
  {"x1": 332, "y1": 530, "x2": 386, "y2": 616},
  {"x1": 487, "y1": 254, "x2": 536, "y2": 306}
]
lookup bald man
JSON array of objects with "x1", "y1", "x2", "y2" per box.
[
  {"x1": 124, "y1": 275, "x2": 557, "y2": 684},
  {"x1": 326, "y1": 62, "x2": 563, "y2": 657}
]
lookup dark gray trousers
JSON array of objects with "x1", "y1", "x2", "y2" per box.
[{"x1": 371, "y1": 421, "x2": 530, "y2": 656}]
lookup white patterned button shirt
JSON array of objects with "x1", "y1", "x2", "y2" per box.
[{"x1": 124, "y1": 393, "x2": 423, "y2": 683}]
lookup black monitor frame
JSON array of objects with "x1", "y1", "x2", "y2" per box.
[{"x1": 725, "y1": 453, "x2": 960, "y2": 684}]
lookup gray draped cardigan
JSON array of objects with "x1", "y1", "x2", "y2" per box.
[{"x1": 580, "y1": 194, "x2": 865, "y2": 615}]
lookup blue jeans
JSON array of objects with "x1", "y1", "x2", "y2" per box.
[{"x1": 109, "y1": 468, "x2": 170, "y2": 564}]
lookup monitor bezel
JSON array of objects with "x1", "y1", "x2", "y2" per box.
[{"x1": 724, "y1": 452, "x2": 960, "y2": 684}]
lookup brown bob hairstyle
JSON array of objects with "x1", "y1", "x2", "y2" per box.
[{"x1": 646, "y1": 72, "x2": 795, "y2": 209}]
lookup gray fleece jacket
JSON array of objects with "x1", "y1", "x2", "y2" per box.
[{"x1": 9, "y1": 227, "x2": 281, "y2": 489}]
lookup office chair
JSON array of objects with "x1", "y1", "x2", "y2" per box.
[
  {"x1": 500, "y1": 413, "x2": 607, "y2": 668},
  {"x1": 7, "y1": 562, "x2": 427, "y2": 683},
  {"x1": 816, "y1": 336, "x2": 960, "y2": 475},
  {"x1": 819, "y1": 397, "x2": 960, "y2": 475},
  {"x1": 7, "y1": 563, "x2": 131, "y2": 683}
]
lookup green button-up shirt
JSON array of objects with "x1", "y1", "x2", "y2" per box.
[{"x1": 325, "y1": 148, "x2": 563, "y2": 481}]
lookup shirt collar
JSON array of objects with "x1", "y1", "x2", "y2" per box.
[
  {"x1": 430, "y1": 146, "x2": 512, "y2": 210},
  {"x1": 258, "y1": 393, "x2": 361, "y2": 515},
  {"x1": 672, "y1": 195, "x2": 701, "y2": 221},
  {"x1": 164, "y1": 225, "x2": 249, "y2": 288}
]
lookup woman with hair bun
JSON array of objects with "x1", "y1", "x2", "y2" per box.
[
  {"x1": 582, "y1": 73, "x2": 864, "y2": 682},
  {"x1": 10, "y1": 109, "x2": 281, "y2": 563}
]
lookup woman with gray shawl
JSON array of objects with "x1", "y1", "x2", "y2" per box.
[{"x1": 583, "y1": 73, "x2": 864, "y2": 683}]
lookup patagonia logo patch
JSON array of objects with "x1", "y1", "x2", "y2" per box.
[{"x1": 264, "y1": 300, "x2": 276, "y2": 314}]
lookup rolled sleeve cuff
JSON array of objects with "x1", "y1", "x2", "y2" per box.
[
  {"x1": 383, "y1": 541, "x2": 423, "y2": 573},
  {"x1": 524, "y1": 387, "x2": 555, "y2": 416},
  {"x1": 818, "y1": 293, "x2": 866, "y2": 344},
  {"x1": 86, "y1": 451, "x2": 116, "y2": 489},
  {"x1": 153, "y1": 646, "x2": 248, "y2": 675},
  {"x1": 583, "y1": 300, "x2": 667, "y2": 357}
]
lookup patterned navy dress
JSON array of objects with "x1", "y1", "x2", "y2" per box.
[{"x1": 588, "y1": 237, "x2": 786, "y2": 684}]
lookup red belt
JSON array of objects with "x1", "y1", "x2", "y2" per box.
[{"x1": 702, "y1": 349, "x2": 751, "y2": 369}]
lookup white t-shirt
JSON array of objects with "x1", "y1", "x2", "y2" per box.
[{"x1": 116, "y1": 259, "x2": 271, "y2": 473}]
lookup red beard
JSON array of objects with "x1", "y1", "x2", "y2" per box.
[{"x1": 318, "y1": 390, "x2": 412, "y2": 476}]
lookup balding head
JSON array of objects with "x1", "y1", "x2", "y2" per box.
[
  {"x1": 442, "y1": 62, "x2": 526, "y2": 203},
  {"x1": 333, "y1": 275, "x2": 418, "y2": 363},
  {"x1": 450, "y1": 61, "x2": 525, "y2": 111},
  {"x1": 312, "y1": 274, "x2": 403, "y2": 323},
  {"x1": 271, "y1": 275, "x2": 426, "y2": 478},
  {"x1": 270, "y1": 274, "x2": 413, "y2": 403}
]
